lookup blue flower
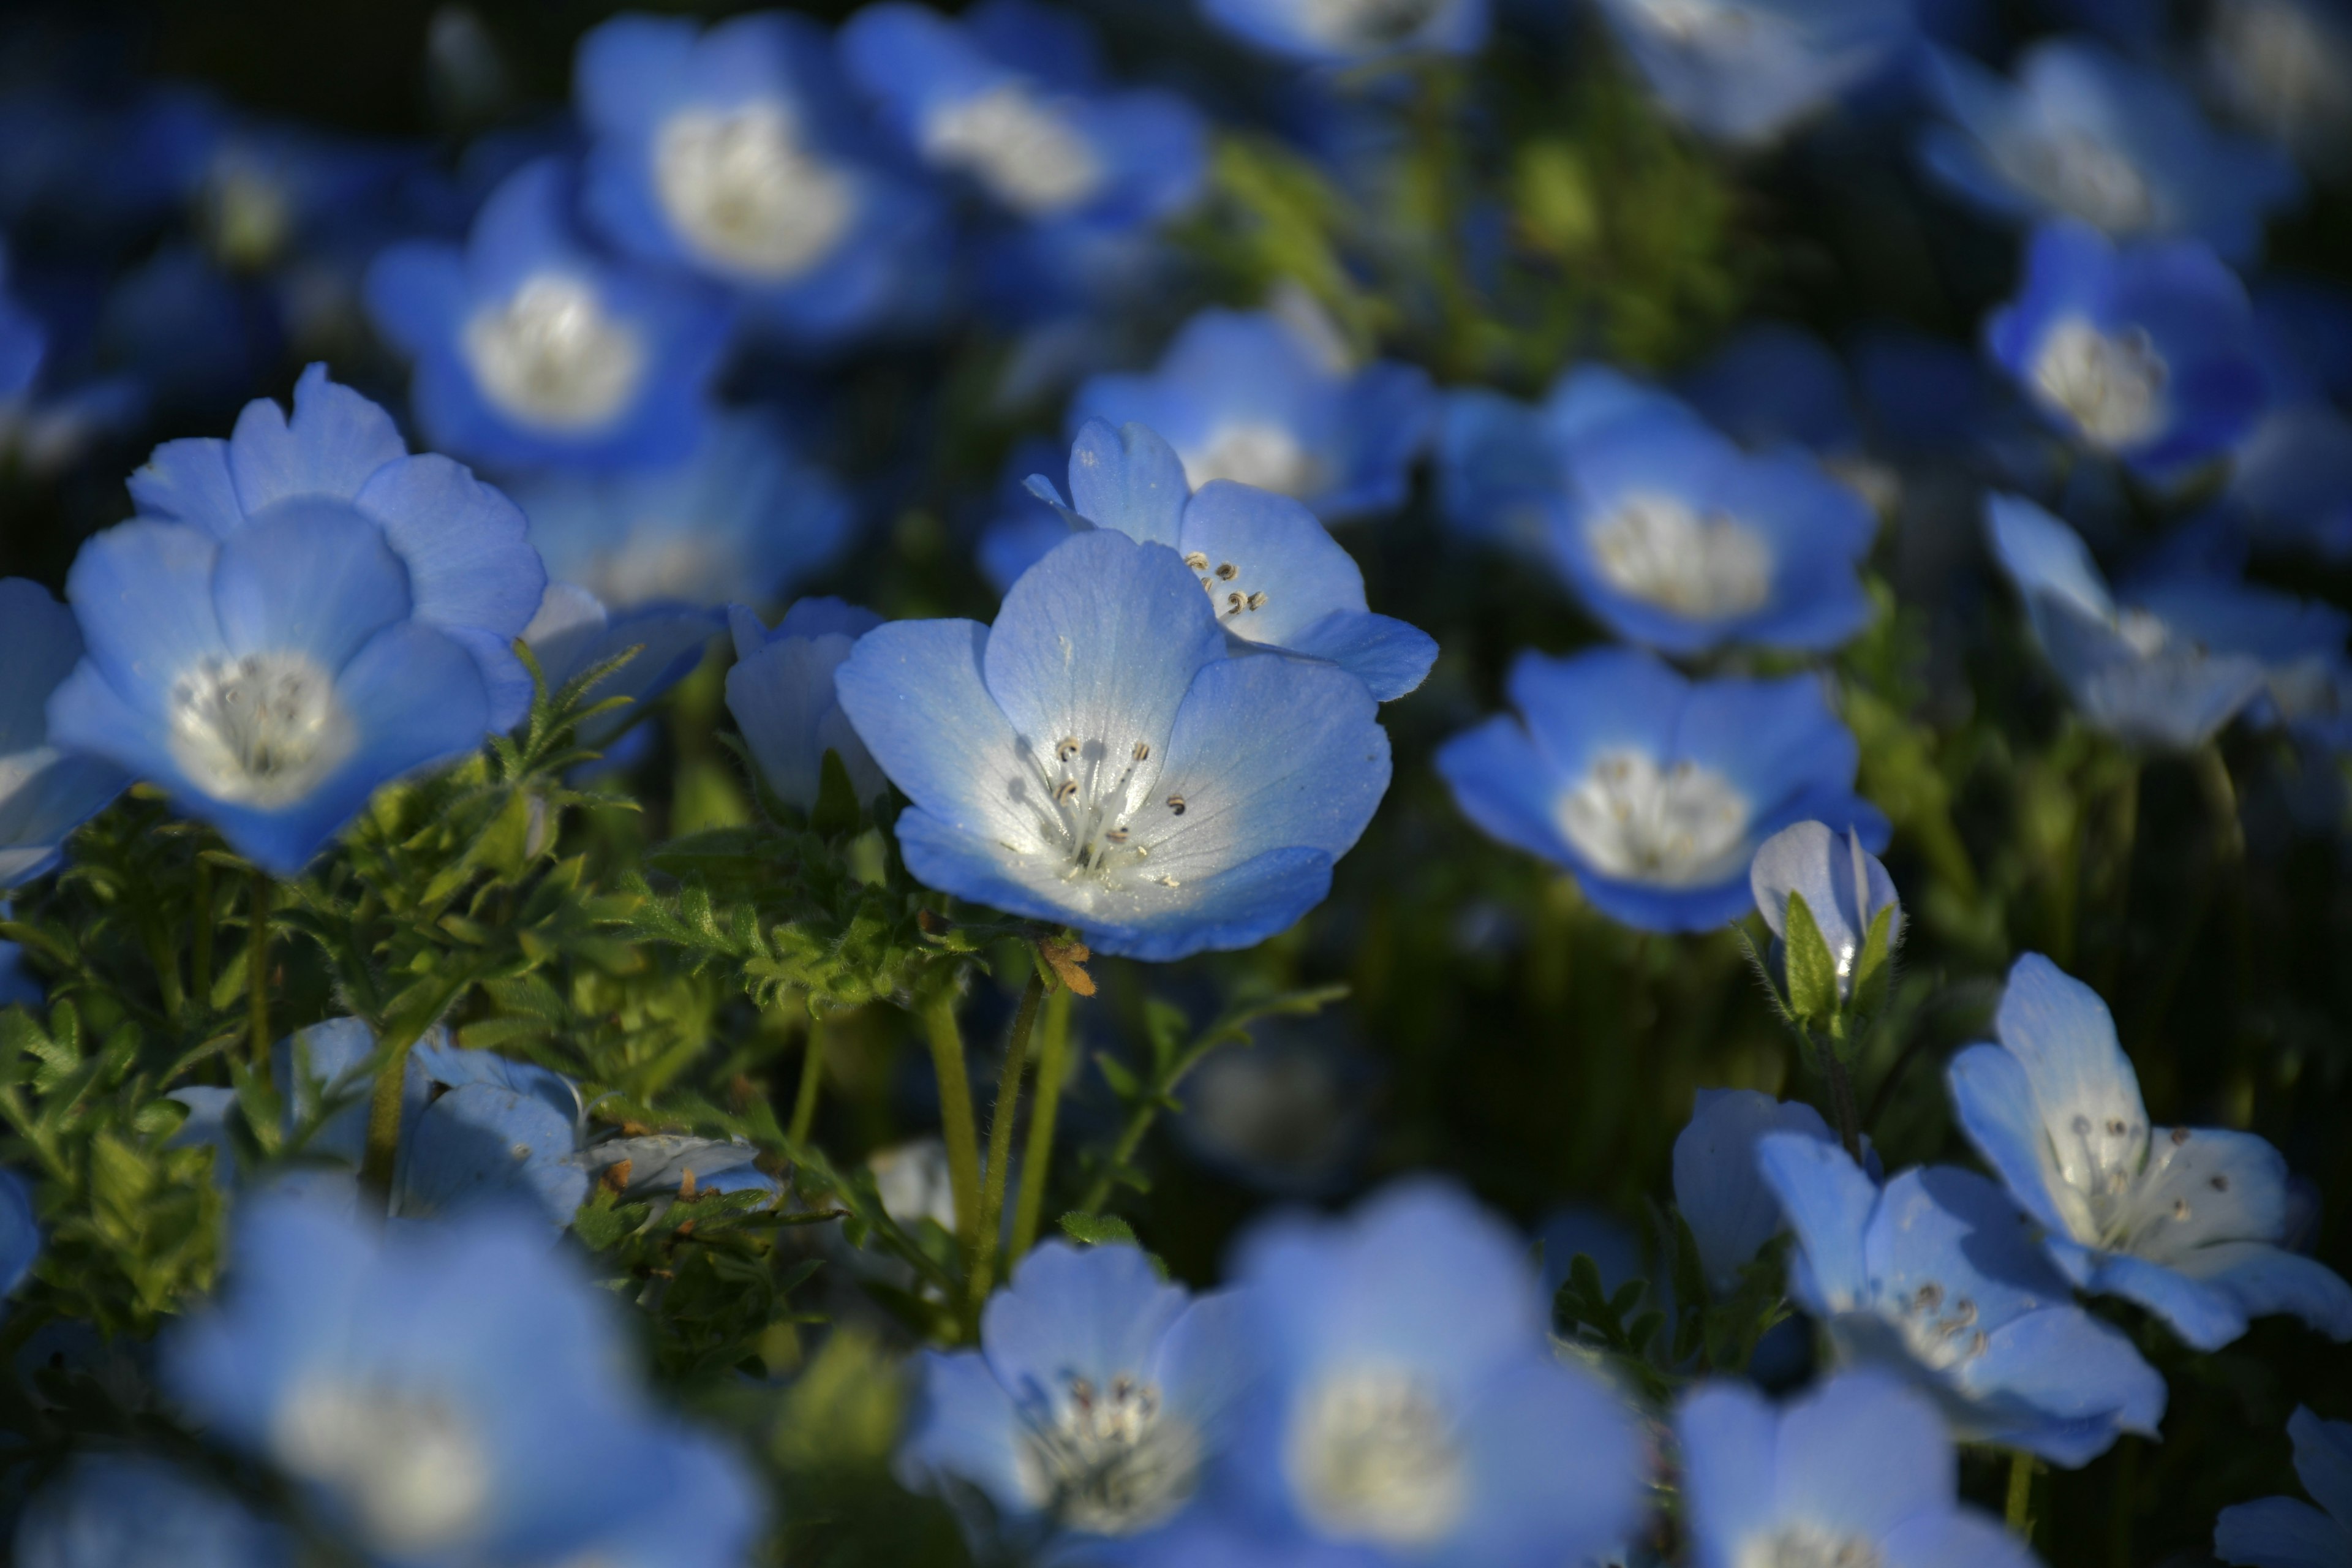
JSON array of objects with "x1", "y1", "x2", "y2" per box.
[
  {"x1": 726, "y1": 597, "x2": 888, "y2": 813},
  {"x1": 366, "y1": 158, "x2": 735, "y2": 470},
  {"x1": 0, "y1": 1167, "x2": 37, "y2": 1308},
  {"x1": 1675, "y1": 321, "x2": 1864, "y2": 459},
  {"x1": 575, "y1": 10, "x2": 947, "y2": 346},
  {"x1": 1438, "y1": 369, "x2": 1876, "y2": 655},
  {"x1": 1159, "y1": 1180, "x2": 1644, "y2": 1568},
  {"x1": 0, "y1": 245, "x2": 47, "y2": 401},
  {"x1": 521, "y1": 584, "x2": 724, "y2": 746},
  {"x1": 47, "y1": 369, "x2": 546, "y2": 875},
  {"x1": 1986, "y1": 221, "x2": 2272, "y2": 478},
  {"x1": 840, "y1": 2, "x2": 1207, "y2": 237},
  {"x1": 2216, "y1": 1407, "x2": 2352, "y2": 1568},
  {"x1": 1069, "y1": 307, "x2": 1435, "y2": 524},
  {"x1": 1758, "y1": 1135, "x2": 2166, "y2": 1466},
  {"x1": 1750, "y1": 818, "x2": 1904, "y2": 1001},
  {"x1": 1030, "y1": 420, "x2": 1438, "y2": 700},
  {"x1": 1676, "y1": 1370, "x2": 2041, "y2": 1568},
  {"x1": 164, "y1": 1195, "x2": 763, "y2": 1568},
  {"x1": 1948, "y1": 952, "x2": 2352, "y2": 1352},
  {"x1": 503, "y1": 409, "x2": 854, "y2": 611},
  {"x1": 1920, "y1": 38, "x2": 2301, "y2": 263},
  {"x1": 834, "y1": 528, "x2": 1393, "y2": 961},
  {"x1": 1674, "y1": 1088, "x2": 1839, "y2": 1292},
  {"x1": 1591, "y1": 0, "x2": 1917, "y2": 147},
  {"x1": 2204, "y1": 0, "x2": 2352, "y2": 170},
  {"x1": 2230, "y1": 405, "x2": 2352, "y2": 560},
  {"x1": 15, "y1": 1453, "x2": 290, "y2": 1568},
  {"x1": 0, "y1": 580, "x2": 126, "y2": 889},
  {"x1": 899, "y1": 1240, "x2": 1251, "y2": 1548},
  {"x1": 1436, "y1": 646, "x2": 1887, "y2": 933},
  {"x1": 979, "y1": 435, "x2": 1080, "y2": 594},
  {"x1": 1193, "y1": 0, "x2": 1490, "y2": 66},
  {"x1": 1986, "y1": 494, "x2": 2274, "y2": 749}
]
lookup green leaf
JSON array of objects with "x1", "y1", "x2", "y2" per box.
[
  {"x1": 1849, "y1": 902, "x2": 1898, "y2": 1024},
  {"x1": 1058, "y1": 1211, "x2": 1140, "y2": 1248},
  {"x1": 1781, "y1": 891, "x2": 1842, "y2": 1027}
]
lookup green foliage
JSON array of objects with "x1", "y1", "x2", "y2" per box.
[{"x1": 1550, "y1": 1219, "x2": 1793, "y2": 1407}]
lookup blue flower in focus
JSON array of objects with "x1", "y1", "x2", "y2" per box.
[
  {"x1": 1439, "y1": 369, "x2": 1876, "y2": 655},
  {"x1": 367, "y1": 158, "x2": 734, "y2": 470},
  {"x1": 1758, "y1": 1136, "x2": 2166, "y2": 1466},
  {"x1": 1921, "y1": 39, "x2": 2301, "y2": 263},
  {"x1": 726, "y1": 598, "x2": 888, "y2": 814},
  {"x1": 1031, "y1": 420, "x2": 1438, "y2": 699},
  {"x1": 1, "y1": 580, "x2": 126, "y2": 889},
  {"x1": 1194, "y1": 0, "x2": 1490, "y2": 65},
  {"x1": 1156, "y1": 1180, "x2": 1644, "y2": 1568},
  {"x1": 1751, "y1": 818, "x2": 1904, "y2": 1001},
  {"x1": 841, "y1": 2, "x2": 1206, "y2": 238},
  {"x1": 164, "y1": 1196, "x2": 763, "y2": 1568},
  {"x1": 1070, "y1": 306, "x2": 1435, "y2": 523},
  {"x1": 1986, "y1": 221, "x2": 2272, "y2": 478},
  {"x1": 1436, "y1": 646, "x2": 1888, "y2": 933},
  {"x1": 1591, "y1": 0, "x2": 1917, "y2": 147},
  {"x1": 2216, "y1": 1407, "x2": 2352, "y2": 1568},
  {"x1": 1673, "y1": 1088, "x2": 1839, "y2": 1292},
  {"x1": 1948, "y1": 952, "x2": 2352, "y2": 1352},
  {"x1": 835, "y1": 529, "x2": 1392, "y2": 961},
  {"x1": 503, "y1": 409, "x2": 854, "y2": 611},
  {"x1": 899, "y1": 1241, "x2": 1250, "y2": 1548},
  {"x1": 1986, "y1": 494, "x2": 2275, "y2": 749},
  {"x1": 15, "y1": 1453, "x2": 289, "y2": 1568},
  {"x1": 575, "y1": 10, "x2": 946, "y2": 346},
  {"x1": 1677, "y1": 1371, "x2": 2041, "y2": 1568},
  {"x1": 47, "y1": 369, "x2": 546, "y2": 875}
]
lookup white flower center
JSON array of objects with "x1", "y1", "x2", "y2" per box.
[
  {"x1": 1738, "y1": 1524, "x2": 1887, "y2": 1568},
  {"x1": 168, "y1": 652, "x2": 355, "y2": 808},
  {"x1": 1298, "y1": 0, "x2": 1448, "y2": 47},
  {"x1": 1017, "y1": 1372, "x2": 1199, "y2": 1536},
  {"x1": 2003, "y1": 129, "x2": 2157, "y2": 233},
  {"x1": 1887, "y1": 1278, "x2": 1992, "y2": 1372},
  {"x1": 272, "y1": 1379, "x2": 491, "y2": 1554},
  {"x1": 462, "y1": 274, "x2": 647, "y2": 432},
  {"x1": 1586, "y1": 494, "x2": 1773, "y2": 618},
  {"x1": 654, "y1": 102, "x2": 856, "y2": 281},
  {"x1": 2113, "y1": 606, "x2": 2174, "y2": 658},
  {"x1": 1016, "y1": 732, "x2": 1168, "y2": 889},
  {"x1": 2030, "y1": 317, "x2": 2169, "y2": 451},
  {"x1": 1180, "y1": 548, "x2": 1275, "y2": 630},
  {"x1": 1557, "y1": 751, "x2": 1753, "y2": 886},
  {"x1": 1179, "y1": 422, "x2": 1325, "y2": 499},
  {"x1": 922, "y1": 85, "x2": 1103, "y2": 216},
  {"x1": 1629, "y1": 0, "x2": 1754, "y2": 43},
  {"x1": 1289, "y1": 1368, "x2": 1464, "y2": 1546}
]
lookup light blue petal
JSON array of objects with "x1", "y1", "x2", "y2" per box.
[
  {"x1": 60, "y1": 521, "x2": 227, "y2": 723},
  {"x1": 2080, "y1": 1250, "x2": 2248, "y2": 1349},
  {"x1": 1280, "y1": 611, "x2": 1438, "y2": 703},
  {"x1": 1879, "y1": 1510, "x2": 2041, "y2": 1568},
  {"x1": 1506, "y1": 645, "x2": 1685, "y2": 783},
  {"x1": 395, "y1": 1083, "x2": 588, "y2": 1233},
  {"x1": 128, "y1": 438, "x2": 246, "y2": 540},
  {"x1": 2178, "y1": 1243, "x2": 2352, "y2": 1344},
  {"x1": 1864, "y1": 1167, "x2": 2078, "y2": 1332},
  {"x1": 1673, "y1": 1089, "x2": 1836, "y2": 1291},
  {"x1": 1674, "y1": 1380, "x2": 1782, "y2": 1568},
  {"x1": 1177, "y1": 481, "x2": 1367, "y2": 649},
  {"x1": 1993, "y1": 952, "x2": 2151, "y2": 1192},
  {"x1": 1066, "y1": 420, "x2": 1187, "y2": 547},
  {"x1": 1773, "y1": 1369, "x2": 1955, "y2": 1544},
  {"x1": 835, "y1": 618, "x2": 1036, "y2": 846},
  {"x1": 2291, "y1": 1406, "x2": 2352, "y2": 1529},
  {"x1": 1986, "y1": 495, "x2": 2117, "y2": 624},
  {"x1": 981, "y1": 1241, "x2": 1191, "y2": 1406},
  {"x1": 1441, "y1": 1352, "x2": 1646, "y2": 1567},
  {"x1": 1755, "y1": 1133, "x2": 1879, "y2": 1312},
  {"x1": 1954, "y1": 1305, "x2": 2166, "y2": 1464},
  {"x1": 898, "y1": 1349, "x2": 1036, "y2": 1517},
  {"x1": 225, "y1": 363, "x2": 409, "y2": 511},
  {"x1": 210, "y1": 504, "x2": 413, "y2": 671},
  {"x1": 1946, "y1": 1043, "x2": 2076, "y2": 1237},
  {"x1": 1434, "y1": 716, "x2": 1571, "y2": 867},
  {"x1": 2214, "y1": 1496, "x2": 2348, "y2": 1568}
]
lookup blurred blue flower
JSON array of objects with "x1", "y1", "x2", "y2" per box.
[
  {"x1": 1920, "y1": 38, "x2": 2300, "y2": 263},
  {"x1": 1156, "y1": 1180, "x2": 1643, "y2": 1568},
  {"x1": 1673, "y1": 1088, "x2": 1839, "y2": 1292},
  {"x1": 1439, "y1": 369, "x2": 1876, "y2": 655},
  {"x1": 899, "y1": 1240, "x2": 1250, "y2": 1548},
  {"x1": 726, "y1": 597, "x2": 888, "y2": 813},
  {"x1": 978, "y1": 435, "x2": 1079, "y2": 594},
  {"x1": 2255, "y1": 274, "x2": 2352, "y2": 401},
  {"x1": 0, "y1": 1167, "x2": 36, "y2": 1308},
  {"x1": 0, "y1": 246, "x2": 47, "y2": 401},
  {"x1": 521, "y1": 583, "x2": 724, "y2": 742},
  {"x1": 1173, "y1": 1017, "x2": 1378, "y2": 1199},
  {"x1": 165, "y1": 1196, "x2": 763, "y2": 1568},
  {"x1": 568, "y1": 1133, "x2": 780, "y2": 1200},
  {"x1": 2216, "y1": 1406, "x2": 2352, "y2": 1568},
  {"x1": 2204, "y1": 0, "x2": 2352, "y2": 172},
  {"x1": 2230, "y1": 405, "x2": 2352, "y2": 560},
  {"x1": 835, "y1": 529, "x2": 1392, "y2": 960},
  {"x1": 1986, "y1": 494, "x2": 2275, "y2": 749},
  {"x1": 1591, "y1": 0, "x2": 1917, "y2": 147},
  {"x1": 503, "y1": 409, "x2": 854, "y2": 611},
  {"x1": 1030, "y1": 420, "x2": 1438, "y2": 699},
  {"x1": 1, "y1": 580, "x2": 126, "y2": 889},
  {"x1": 1948, "y1": 952, "x2": 2352, "y2": 1352},
  {"x1": 183, "y1": 115, "x2": 436, "y2": 276},
  {"x1": 15, "y1": 1453, "x2": 289, "y2": 1568},
  {"x1": 1194, "y1": 0, "x2": 1490, "y2": 65},
  {"x1": 1758, "y1": 1135, "x2": 2166, "y2": 1466},
  {"x1": 1986, "y1": 221, "x2": 2272, "y2": 479},
  {"x1": 1677, "y1": 1371, "x2": 2041, "y2": 1568},
  {"x1": 1751, "y1": 818, "x2": 1904, "y2": 1000},
  {"x1": 1436, "y1": 646, "x2": 1888, "y2": 933},
  {"x1": 48, "y1": 368, "x2": 546, "y2": 875},
  {"x1": 1675, "y1": 321, "x2": 1863, "y2": 459},
  {"x1": 842, "y1": 2, "x2": 1207, "y2": 243},
  {"x1": 367, "y1": 158, "x2": 734, "y2": 470},
  {"x1": 575, "y1": 10, "x2": 947, "y2": 346},
  {"x1": 1070, "y1": 306, "x2": 1435, "y2": 523}
]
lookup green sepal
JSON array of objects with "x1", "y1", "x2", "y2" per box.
[
  {"x1": 1781, "y1": 890, "x2": 1842, "y2": 1027},
  {"x1": 1848, "y1": 902, "x2": 1898, "y2": 1025}
]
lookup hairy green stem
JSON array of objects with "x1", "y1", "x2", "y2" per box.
[
  {"x1": 1822, "y1": 1039, "x2": 1863, "y2": 1162},
  {"x1": 1010, "y1": 986, "x2": 1074, "y2": 1262},
  {"x1": 967, "y1": 967, "x2": 1046, "y2": 1318},
  {"x1": 920, "y1": 986, "x2": 985, "y2": 1259},
  {"x1": 246, "y1": 870, "x2": 271, "y2": 1072},
  {"x1": 787, "y1": 1013, "x2": 828, "y2": 1148}
]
